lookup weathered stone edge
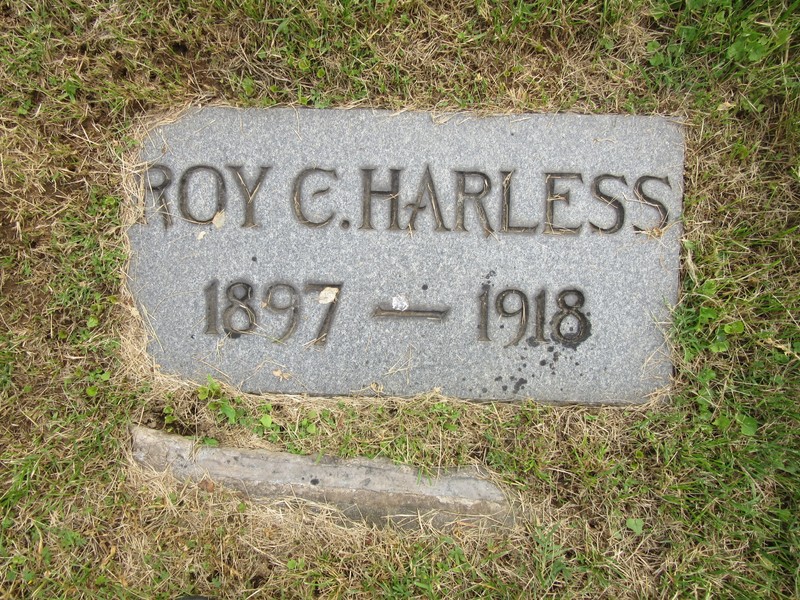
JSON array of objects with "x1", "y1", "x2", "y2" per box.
[{"x1": 131, "y1": 425, "x2": 515, "y2": 529}]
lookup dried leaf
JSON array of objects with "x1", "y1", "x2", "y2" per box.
[
  {"x1": 272, "y1": 369, "x2": 291, "y2": 381},
  {"x1": 318, "y1": 287, "x2": 339, "y2": 304},
  {"x1": 212, "y1": 210, "x2": 225, "y2": 228},
  {"x1": 391, "y1": 295, "x2": 409, "y2": 311}
]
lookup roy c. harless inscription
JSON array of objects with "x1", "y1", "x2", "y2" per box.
[{"x1": 127, "y1": 108, "x2": 683, "y2": 404}]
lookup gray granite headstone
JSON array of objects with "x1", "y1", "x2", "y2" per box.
[{"x1": 127, "y1": 108, "x2": 683, "y2": 404}]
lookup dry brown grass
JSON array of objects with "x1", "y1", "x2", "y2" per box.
[{"x1": 1, "y1": 0, "x2": 798, "y2": 597}]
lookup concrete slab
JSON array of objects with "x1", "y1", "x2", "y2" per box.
[{"x1": 131, "y1": 426, "x2": 514, "y2": 529}]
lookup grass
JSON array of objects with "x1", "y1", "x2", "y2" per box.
[{"x1": 1, "y1": 0, "x2": 798, "y2": 597}]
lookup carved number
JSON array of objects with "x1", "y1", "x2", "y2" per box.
[
  {"x1": 304, "y1": 283, "x2": 343, "y2": 345},
  {"x1": 263, "y1": 283, "x2": 300, "y2": 342},
  {"x1": 495, "y1": 289, "x2": 528, "y2": 347},
  {"x1": 223, "y1": 282, "x2": 257, "y2": 334},
  {"x1": 204, "y1": 280, "x2": 343, "y2": 345},
  {"x1": 479, "y1": 286, "x2": 590, "y2": 347},
  {"x1": 550, "y1": 289, "x2": 590, "y2": 346},
  {"x1": 204, "y1": 280, "x2": 220, "y2": 334}
]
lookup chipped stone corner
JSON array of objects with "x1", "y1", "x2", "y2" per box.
[{"x1": 130, "y1": 425, "x2": 515, "y2": 530}]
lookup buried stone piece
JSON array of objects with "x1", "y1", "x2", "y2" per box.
[
  {"x1": 127, "y1": 108, "x2": 684, "y2": 403},
  {"x1": 131, "y1": 426, "x2": 513, "y2": 529}
]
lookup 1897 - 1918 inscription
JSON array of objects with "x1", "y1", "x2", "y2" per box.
[{"x1": 127, "y1": 108, "x2": 683, "y2": 404}]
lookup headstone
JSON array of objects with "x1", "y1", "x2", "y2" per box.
[{"x1": 128, "y1": 108, "x2": 683, "y2": 404}]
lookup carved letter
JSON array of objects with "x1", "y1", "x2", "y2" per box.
[
  {"x1": 145, "y1": 164, "x2": 173, "y2": 229},
  {"x1": 455, "y1": 171, "x2": 494, "y2": 236},
  {"x1": 589, "y1": 174, "x2": 626, "y2": 234},
  {"x1": 292, "y1": 168, "x2": 337, "y2": 228},
  {"x1": 227, "y1": 165, "x2": 270, "y2": 228},
  {"x1": 633, "y1": 175, "x2": 670, "y2": 232},
  {"x1": 360, "y1": 168, "x2": 401, "y2": 230},
  {"x1": 179, "y1": 165, "x2": 226, "y2": 224},
  {"x1": 500, "y1": 171, "x2": 537, "y2": 233},
  {"x1": 544, "y1": 172, "x2": 583, "y2": 235},
  {"x1": 405, "y1": 165, "x2": 450, "y2": 231}
]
